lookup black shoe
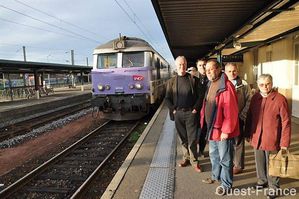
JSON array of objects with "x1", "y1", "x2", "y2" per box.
[
  {"x1": 267, "y1": 193, "x2": 278, "y2": 199},
  {"x1": 252, "y1": 183, "x2": 268, "y2": 190},
  {"x1": 215, "y1": 186, "x2": 229, "y2": 196},
  {"x1": 267, "y1": 188, "x2": 279, "y2": 199},
  {"x1": 178, "y1": 159, "x2": 191, "y2": 167}
]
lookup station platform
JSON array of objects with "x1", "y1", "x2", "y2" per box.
[
  {"x1": 0, "y1": 85, "x2": 92, "y2": 128},
  {"x1": 102, "y1": 102, "x2": 299, "y2": 199}
]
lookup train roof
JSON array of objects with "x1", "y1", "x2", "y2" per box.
[{"x1": 93, "y1": 36, "x2": 155, "y2": 54}]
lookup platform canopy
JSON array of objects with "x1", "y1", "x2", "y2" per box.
[
  {"x1": 0, "y1": 59, "x2": 92, "y2": 73},
  {"x1": 151, "y1": 0, "x2": 299, "y2": 63}
]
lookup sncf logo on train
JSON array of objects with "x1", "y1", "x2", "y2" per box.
[{"x1": 133, "y1": 75, "x2": 144, "y2": 81}]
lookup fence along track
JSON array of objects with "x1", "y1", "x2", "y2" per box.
[{"x1": 0, "y1": 120, "x2": 139, "y2": 198}]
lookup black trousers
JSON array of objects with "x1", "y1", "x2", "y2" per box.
[
  {"x1": 174, "y1": 110, "x2": 199, "y2": 164},
  {"x1": 233, "y1": 119, "x2": 245, "y2": 169},
  {"x1": 198, "y1": 123, "x2": 207, "y2": 154}
]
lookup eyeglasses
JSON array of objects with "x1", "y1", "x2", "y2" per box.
[{"x1": 258, "y1": 83, "x2": 271, "y2": 87}]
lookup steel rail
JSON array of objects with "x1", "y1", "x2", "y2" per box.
[
  {"x1": 0, "y1": 120, "x2": 111, "y2": 198},
  {"x1": 70, "y1": 121, "x2": 139, "y2": 199},
  {"x1": 0, "y1": 101, "x2": 91, "y2": 142}
]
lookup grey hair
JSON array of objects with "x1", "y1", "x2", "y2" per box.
[
  {"x1": 175, "y1": 56, "x2": 187, "y2": 64},
  {"x1": 257, "y1": 74, "x2": 273, "y2": 83},
  {"x1": 225, "y1": 62, "x2": 239, "y2": 71}
]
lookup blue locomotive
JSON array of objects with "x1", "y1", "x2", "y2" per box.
[{"x1": 91, "y1": 36, "x2": 171, "y2": 120}]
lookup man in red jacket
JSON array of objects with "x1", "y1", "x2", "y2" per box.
[
  {"x1": 200, "y1": 59, "x2": 240, "y2": 195},
  {"x1": 245, "y1": 74, "x2": 291, "y2": 198}
]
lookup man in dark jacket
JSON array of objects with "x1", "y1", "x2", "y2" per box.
[
  {"x1": 165, "y1": 56, "x2": 205, "y2": 172},
  {"x1": 196, "y1": 59, "x2": 209, "y2": 156},
  {"x1": 196, "y1": 59, "x2": 209, "y2": 87}
]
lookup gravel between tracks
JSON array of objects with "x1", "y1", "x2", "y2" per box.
[
  {"x1": 0, "y1": 111, "x2": 149, "y2": 198},
  {"x1": 0, "y1": 108, "x2": 92, "y2": 149},
  {"x1": 0, "y1": 111, "x2": 106, "y2": 181}
]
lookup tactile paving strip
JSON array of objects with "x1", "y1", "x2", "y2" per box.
[{"x1": 139, "y1": 114, "x2": 176, "y2": 199}]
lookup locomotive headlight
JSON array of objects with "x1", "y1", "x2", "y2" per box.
[
  {"x1": 105, "y1": 85, "x2": 111, "y2": 90},
  {"x1": 98, "y1": 84, "x2": 104, "y2": 91},
  {"x1": 135, "y1": 83, "x2": 143, "y2": 90},
  {"x1": 129, "y1": 84, "x2": 135, "y2": 89}
]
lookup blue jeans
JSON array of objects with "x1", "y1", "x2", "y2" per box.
[{"x1": 209, "y1": 138, "x2": 234, "y2": 189}]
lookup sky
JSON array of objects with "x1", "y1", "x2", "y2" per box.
[{"x1": 0, "y1": 0, "x2": 174, "y2": 66}]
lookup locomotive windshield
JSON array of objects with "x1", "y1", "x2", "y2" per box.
[
  {"x1": 122, "y1": 52, "x2": 144, "y2": 68},
  {"x1": 97, "y1": 53, "x2": 117, "y2": 69}
]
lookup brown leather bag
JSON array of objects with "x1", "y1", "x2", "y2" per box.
[{"x1": 269, "y1": 149, "x2": 299, "y2": 179}]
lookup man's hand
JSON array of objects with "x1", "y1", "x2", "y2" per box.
[
  {"x1": 192, "y1": 109, "x2": 197, "y2": 114},
  {"x1": 220, "y1": 133, "x2": 229, "y2": 141},
  {"x1": 281, "y1": 146, "x2": 288, "y2": 150},
  {"x1": 173, "y1": 110, "x2": 176, "y2": 115}
]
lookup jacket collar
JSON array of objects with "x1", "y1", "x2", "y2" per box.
[
  {"x1": 207, "y1": 72, "x2": 227, "y2": 94},
  {"x1": 257, "y1": 90, "x2": 277, "y2": 100}
]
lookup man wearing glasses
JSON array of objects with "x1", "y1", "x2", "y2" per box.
[{"x1": 245, "y1": 74, "x2": 291, "y2": 199}]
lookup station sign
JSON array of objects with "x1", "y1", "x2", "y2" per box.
[{"x1": 222, "y1": 55, "x2": 243, "y2": 62}]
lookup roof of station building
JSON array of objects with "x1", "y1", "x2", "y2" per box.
[
  {"x1": 151, "y1": 0, "x2": 299, "y2": 64},
  {"x1": 0, "y1": 59, "x2": 92, "y2": 73}
]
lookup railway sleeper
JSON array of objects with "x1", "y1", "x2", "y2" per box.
[
  {"x1": 62, "y1": 156, "x2": 104, "y2": 161},
  {"x1": 39, "y1": 173, "x2": 86, "y2": 181},
  {"x1": 25, "y1": 186, "x2": 71, "y2": 193},
  {"x1": 52, "y1": 163, "x2": 97, "y2": 169}
]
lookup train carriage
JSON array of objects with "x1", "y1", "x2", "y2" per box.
[{"x1": 91, "y1": 36, "x2": 171, "y2": 120}]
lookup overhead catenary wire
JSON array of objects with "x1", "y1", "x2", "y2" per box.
[
  {"x1": 0, "y1": 17, "x2": 83, "y2": 40},
  {"x1": 113, "y1": 0, "x2": 153, "y2": 46},
  {"x1": 116, "y1": 0, "x2": 170, "y2": 60},
  {"x1": 0, "y1": 42, "x2": 84, "y2": 55},
  {"x1": 0, "y1": 4, "x2": 100, "y2": 44},
  {"x1": 14, "y1": 0, "x2": 108, "y2": 41},
  {"x1": 122, "y1": 0, "x2": 161, "y2": 47}
]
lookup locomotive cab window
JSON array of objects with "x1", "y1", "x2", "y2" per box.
[
  {"x1": 122, "y1": 52, "x2": 144, "y2": 68},
  {"x1": 97, "y1": 53, "x2": 117, "y2": 69}
]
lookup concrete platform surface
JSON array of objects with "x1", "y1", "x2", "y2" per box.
[{"x1": 102, "y1": 102, "x2": 299, "y2": 199}]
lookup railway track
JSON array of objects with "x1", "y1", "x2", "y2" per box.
[
  {"x1": 0, "y1": 120, "x2": 139, "y2": 198},
  {"x1": 0, "y1": 101, "x2": 91, "y2": 143}
]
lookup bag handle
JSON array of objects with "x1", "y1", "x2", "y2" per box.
[{"x1": 278, "y1": 148, "x2": 290, "y2": 158}]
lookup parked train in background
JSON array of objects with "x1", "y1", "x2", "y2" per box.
[{"x1": 91, "y1": 36, "x2": 172, "y2": 120}]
